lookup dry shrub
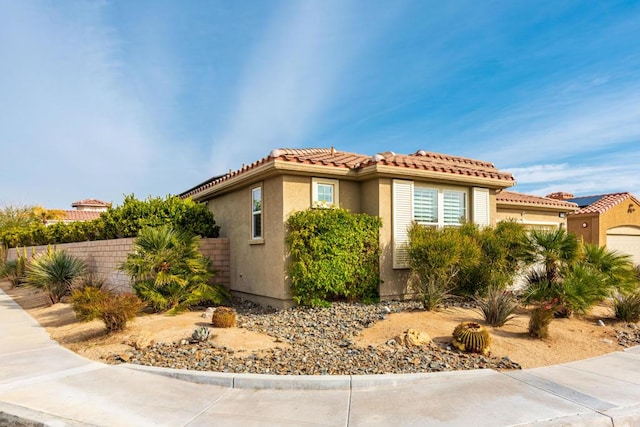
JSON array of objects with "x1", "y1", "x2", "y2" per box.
[
  {"x1": 71, "y1": 287, "x2": 142, "y2": 332},
  {"x1": 211, "y1": 307, "x2": 237, "y2": 328}
]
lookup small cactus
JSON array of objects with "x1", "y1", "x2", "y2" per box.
[
  {"x1": 211, "y1": 307, "x2": 237, "y2": 328},
  {"x1": 452, "y1": 321, "x2": 491, "y2": 355},
  {"x1": 191, "y1": 326, "x2": 211, "y2": 342}
]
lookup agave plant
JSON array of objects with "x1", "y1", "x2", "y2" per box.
[
  {"x1": 120, "y1": 226, "x2": 229, "y2": 314},
  {"x1": 26, "y1": 250, "x2": 87, "y2": 304}
]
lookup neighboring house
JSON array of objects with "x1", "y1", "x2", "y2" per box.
[
  {"x1": 181, "y1": 148, "x2": 515, "y2": 308},
  {"x1": 547, "y1": 192, "x2": 640, "y2": 265},
  {"x1": 495, "y1": 191, "x2": 578, "y2": 230},
  {"x1": 46, "y1": 199, "x2": 110, "y2": 224}
]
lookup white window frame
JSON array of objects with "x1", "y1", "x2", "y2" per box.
[
  {"x1": 251, "y1": 185, "x2": 263, "y2": 241},
  {"x1": 413, "y1": 184, "x2": 468, "y2": 228},
  {"x1": 312, "y1": 178, "x2": 339, "y2": 208},
  {"x1": 393, "y1": 180, "x2": 473, "y2": 269}
]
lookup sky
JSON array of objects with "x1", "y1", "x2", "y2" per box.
[{"x1": 1, "y1": 0, "x2": 640, "y2": 209}]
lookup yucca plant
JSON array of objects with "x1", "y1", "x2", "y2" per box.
[
  {"x1": 26, "y1": 250, "x2": 87, "y2": 304},
  {"x1": 120, "y1": 225, "x2": 229, "y2": 315},
  {"x1": 476, "y1": 286, "x2": 519, "y2": 327},
  {"x1": 612, "y1": 291, "x2": 640, "y2": 322}
]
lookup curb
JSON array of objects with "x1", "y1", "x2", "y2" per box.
[{"x1": 122, "y1": 363, "x2": 497, "y2": 390}]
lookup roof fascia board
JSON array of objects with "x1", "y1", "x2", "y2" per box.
[{"x1": 497, "y1": 201, "x2": 578, "y2": 212}]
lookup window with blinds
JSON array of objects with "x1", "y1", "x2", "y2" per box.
[
  {"x1": 443, "y1": 190, "x2": 466, "y2": 225},
  {"x1": 414, "y1": 187, "x2": 438, "y2": 225}
]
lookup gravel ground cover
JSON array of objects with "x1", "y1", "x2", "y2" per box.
[{"x1": 115, "y1": 299, "x2": 523, "y2": 375}]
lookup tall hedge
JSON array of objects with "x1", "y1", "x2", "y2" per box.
[
  {"x1": 0, "y1": 195, "x2": 219, "y2": 247},
  {"x1": 286, "y1": 208, "x2": 381, "y2": 307}
]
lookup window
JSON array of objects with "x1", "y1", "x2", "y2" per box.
[
  {"x1": 393, "y1": 180, "x2": 473, "y2": 269},
  {"x1": 413, "y1": 185, "x2": 467, "y2": 227},
  {"x1": 312, "y1": 178, "x2": 339, "y2": 208},
  {"x1": 251, "y1": 186, "x2": 262, "y2": 240}
]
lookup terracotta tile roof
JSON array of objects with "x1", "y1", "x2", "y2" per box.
[
  {"x1": 568, "y1": 193, "x2": 640, "y2": 215},
  {"x1": 497, "y1": 191, "x2": 578, "y2": 209},
  {"x1": 181, "y1": 148, "x2": 514, "y2": 199},
  {"x1": 71, "y1": 199, "x2": 110, "y2": 208},
  {"x1": 62, "y1": 210, "x2": 103, "y2": 221}
]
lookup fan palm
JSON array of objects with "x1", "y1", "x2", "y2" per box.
[
  {"x1": 26, "y1": 250, "x2": 87, "y2": 304},
  {"x1": 121, "y1": 226, "x2": 228, "y2": 314},
  {"x1": 523, "y1": 228, "x2": 580, "y2": 285},
  {"x1": 580, "y1": 243, "x2": 638, "y2": 293}
]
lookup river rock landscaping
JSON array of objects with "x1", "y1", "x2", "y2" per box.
[{"x1": 111, "y1": 299, "x2": 521, "y2": 374}]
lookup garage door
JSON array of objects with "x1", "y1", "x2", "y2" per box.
[{"x1": 607, "y1": 226, "x2": 640, "y2": 266}]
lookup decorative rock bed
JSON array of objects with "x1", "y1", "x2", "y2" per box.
[{"x1": 111, "y1": 299, "x2": 523, "y2": 375}]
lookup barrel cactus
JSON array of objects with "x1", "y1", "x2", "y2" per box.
[
  {"x1": 452, "y1": 322, "x2": 491, "y2": 355},
  {"x1": 211, "y1": 307, "x2": 237, "y2": 328}
]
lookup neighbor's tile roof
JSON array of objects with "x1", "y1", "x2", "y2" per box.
[
  {"x1": 71, "y1": 199, "x2": 110, "y2": 208},
  {"x1": 181, "y1": 148, "x2": 514, "y2": 198},
  {"x1": 568, "y1": 193, "x2": 639, "y2": 215},
  {"x1": 62, "y1": 210, "x2": 103, "y2": 221},
  {"x1": 496, "y1": 191, "x2": 578, "y2": 209}
]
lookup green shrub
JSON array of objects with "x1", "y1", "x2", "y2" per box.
[
  {"x1": 476, "y1": 287, "x2": 518, "y2": 327},
  {"x1": 0, "y1": 194, "x2": 220, "y2": 247},
  {"x1": 457, "y1": 220, "x2": 527, "y2": 295},
  {"x1": 407, "y1": 224, "x2": 480, "y2": 310},
  {"x1": 120, "y1": 225, "x2": 229, "y2": 314},
  {"x1": 612, "y1": 291, "x2": 640, "y2": 322},
  {"x1": 286, "y1": 208, "x2": 382, "y2": 307},
  {"x1": 25, "y1": 250, "x2": 87, "y2": 304}
]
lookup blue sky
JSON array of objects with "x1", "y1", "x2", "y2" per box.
[{"x1": 2, "y1": 1, "x2": 640, "y2": 209}]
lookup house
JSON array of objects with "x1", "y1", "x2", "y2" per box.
[
  {"x1": 495, "y1": 190, "x2": 578, "y2": 230},
  {"x1": 547, "y1": 192, "x2": 640, "y2": 265},
  {"x1": 182, "y1": 148, "x2": 517, "y2": 308},
  {"x1": 45, "y1": 199, "x2": 110, "y2": 224}
]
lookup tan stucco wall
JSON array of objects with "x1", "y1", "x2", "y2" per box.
[
  {"x1": 568, "y1": 197, "x2": 640, "y2": 246},
  {"x1": 496, "y1": 207, "x2": 567, "y2": 229},
  {"x1": 208, "y1": 175, "x2": 289, "y2": 307}
]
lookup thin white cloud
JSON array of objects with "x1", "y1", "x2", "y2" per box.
[{"x1": 209, "y1": 1, "x2": 364, "y2": 172}]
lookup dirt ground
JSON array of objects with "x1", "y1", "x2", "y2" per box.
[{"x1": 1, "y1": 280, "x2": 625, "y2": 369}]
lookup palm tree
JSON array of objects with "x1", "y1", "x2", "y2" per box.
[
  {"x1": 523, "y1": 228, "x2": 580, "y2": 285},
  {"x1": 580, "y1": 243, "x2": 638, "y2": 293},
  {"x1": 120, "y1": 226, "x2": 229, "y2": 314},
  {"x1": 26, "y1": 250, "x2": 87, "y2": 304}
]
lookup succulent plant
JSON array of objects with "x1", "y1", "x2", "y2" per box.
[
  {"x1": 211, "y1": 307, "x2": 237, "y2": 328},
  {"x1": 452, "y1": 321, "x2": 491, "y2": 355},
  {"x1": 191, "y1": 326, "x2": 211, "y2": 342}
]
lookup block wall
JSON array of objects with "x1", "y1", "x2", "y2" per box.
[{"x1": 7, "y1": 238, "x2": 230, "y2": 293}]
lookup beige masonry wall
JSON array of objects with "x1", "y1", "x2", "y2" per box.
[{"x1": 7, "y1": 238, "x2": 230, "y2": 293}]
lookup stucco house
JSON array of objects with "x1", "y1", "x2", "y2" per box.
[
  {"x1": 45, "y1": 199, "x2": 111, "y2": 224},
  {"x1": 547, "y1": 192, "x2": 640, "y2": 265},
  {"x1": 182, "y1": 148, "x2": 517, "y2": 307},
  {"x1": 495, "y1": 191, "x2": 578, "y2": 230}
]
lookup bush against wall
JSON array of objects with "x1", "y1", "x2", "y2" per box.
[
  {"x1": 286, "y1": 208, "x2": 382, "y2": 307},
  {"x1": 120, "y1": 225, "x2": 229, "y2": 314},
  {"x1": 0, "y1": 194, "x2": 220, "y2": 247},
  {"x1": 407, "y1": 224, "x2": 481, "y2": 310},
  {"x1": 456, "y1": 220, "x2": 528, "y2": 296}
]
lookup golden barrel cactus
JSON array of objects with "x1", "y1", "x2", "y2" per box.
[
  {"x1": 211, "y1": 307, "x2": 237, "y2": 328},
  {"x1": 452, "y1": 322, "x2": 491, "y2": 355}
]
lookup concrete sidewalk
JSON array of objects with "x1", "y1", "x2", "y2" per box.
[{"x1": 1, "y1": 289, "x2": 639, "y2": 426}]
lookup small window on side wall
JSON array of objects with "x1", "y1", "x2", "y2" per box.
[
  {"x1": 312, "y1": 178, "x2": 339, "y2": 208},
  {"x1": 251, "y1": 186, "x2": 262, "y2": 240}
]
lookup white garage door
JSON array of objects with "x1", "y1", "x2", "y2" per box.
[{"x1": 607, "y1": 226, "x2": 640, "y2": 266}]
